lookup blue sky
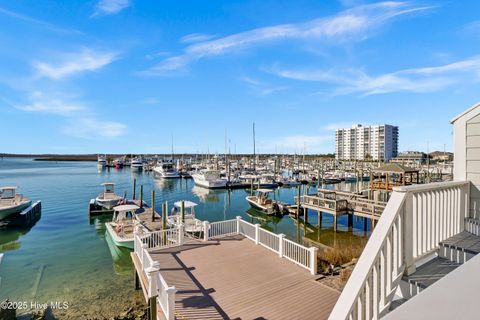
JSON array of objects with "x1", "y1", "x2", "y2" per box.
[{"x1": 0, "y1": 0, "x2": 479, "y2": 154}]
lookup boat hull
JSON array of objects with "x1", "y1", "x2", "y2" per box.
[
  {"x1": 105, "y1": 223, "x2": 134, "y2": 249},
  {"x1": 192, "y1": 175, "x2": 227, "y2": 189},
  {"x1": 0, "y1": 200, "x2": 32, "y2": 220},
  {"x1": 95, "y1": 197, "x2": 122, "y2": 210}
]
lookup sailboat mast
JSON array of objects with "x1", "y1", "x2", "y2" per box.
[{"x1": 253, "y1": 122, "x2": 256, "y2": 171}]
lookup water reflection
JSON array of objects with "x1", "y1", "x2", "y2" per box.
[
  {"x1": 0, "y1": 210, "x2": 41, "y2": 252},
  {"x1": 191, "y1": 186, "x2": 222, "y2": 203},
  {"x1": 105, "y1": 232, "x2": 133, "y2": 275}
]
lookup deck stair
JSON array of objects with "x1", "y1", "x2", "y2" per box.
[{"x1": 402, "y1": 222, "x2": 480, "y2": 300}]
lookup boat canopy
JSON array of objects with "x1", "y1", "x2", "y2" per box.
[
  {"x1": 0, "y1": 187, "x2": 16, "y2": 199},
  {"x1": 256, "y1": 189, "x2": 274, "y2": 194},
  {"x1": 174, "y1": 201, "x2": 198, "y2": 208},
  {"x1": 113, "y1": 204, "x2": 139, "y2": 212},
  {"x1": 102, "y1": 183, "x2": 115, "y2": 193}
]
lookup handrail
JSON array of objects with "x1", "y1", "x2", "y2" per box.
[{"x1": 328, "y1": 180, "x2": 469, "y2": 320}]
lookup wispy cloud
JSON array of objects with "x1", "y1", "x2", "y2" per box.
[
  {"x1": 180, "y1": 33, "x2": 216, "y2": 44},
  {"x1": 0, "y1": 6, "x2": 81, "y2": 34},
  {"x1": 11, "y1": 90, "x2": 127, "y2": 139},
  {"x1": 63, "y1": 117, "x2": 126, "y2": 138},
  {"x1": 16, "y1": 91, "x2": 85, "y2": 115},
  {"x1": 270, "y1": 56, "x2": 480, "y2": 96},
  {"x1": 240, "y1": 76, "x2": 287, "y2": 96},
  {"x1": 33, "y1": 48, "x2": 118, "y2": 80},
  {"x1": 93, "y1": 0, "x2": 130, "y2": 16},
  {"x1": 142, "y1": 1, "x2": 433, "y2": 75}
]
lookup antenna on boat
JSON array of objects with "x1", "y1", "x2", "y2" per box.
[
  {"x1": 171, "y1": 132, "x2": 174, "y2": 162},
  {"x1": 253, "y1": 122, "x2": 256, "y2": 172}
]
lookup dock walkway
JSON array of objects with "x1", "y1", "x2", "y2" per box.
[{"x1": 136, "y1": 235, "x2": 339, "y2": 320}]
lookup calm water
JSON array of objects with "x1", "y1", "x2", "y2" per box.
[{"x1": 0, "y1": 158, "x2": 371, "y2": 318}]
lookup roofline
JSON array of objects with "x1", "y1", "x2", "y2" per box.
[{"x1": 450, "y1": 102, "x2": 480, "y2": 124}]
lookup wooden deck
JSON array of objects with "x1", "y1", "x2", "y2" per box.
[{"x1": 144, "y1": 235, "x2": 340, "y2": 320}]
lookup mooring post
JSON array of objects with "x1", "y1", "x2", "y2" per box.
[
  {"x1": 162, "y1": 202, "x2": 167, "y2": 229},
  {"x1": 334, "y1": 214, "x2": 337, "y2": 232},
  {"x1": 133, "y1": 178, "x2": 137, "y2": 200},
  {"x1": 181, "y1": 200, "x2": 185, "y2": 223},
  {"x1": 151, "y1": 190, "x2": 155, "y2": 222},
  {"x1": 296, "y1": 185, "x2": 301, "y2": 218},
  {"x1": 139, "y1": 185, "x2": 143, "y2": 208}
]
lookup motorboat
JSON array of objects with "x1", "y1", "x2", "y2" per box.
[
  {"x1": 0, "y1": 187, "x2": 32, "y2": 220},
  {"x1": 97, "y1": 155, "x2": 107, "y2": 167},
  {"x1": 246, "y1": 189, "x2": 283, "y2": 215},
  {"x1": 131, "y1": 157, "x2": 143, "y2": 171},
  {"x1": 95, "y1": 183, "x2": 123, "y2": 210},
  {"x1": 153, "y1": 160, "x2": 180, "y2": 178},
  {"x1": 168, "y1": 201, "x2": 203, "y2": 233},
  {"x1": 191, "y1": 170, "x2": 228, "y2": 189},
  {"x1": 113, "y1": 158, "x2": 124, "y2": 169},
  {"x1": 105, "y1": 204, "x2": 139, "y2": 249}
]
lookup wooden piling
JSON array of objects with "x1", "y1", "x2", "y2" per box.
[
  {"x1": 296, "y1": 185, "x2": 301, "y2": 218},
  {"x1": 151, "y1": 190, "x2": 155, "y2": 222},
  {"x1": 133, "y1": 178, "x2": 137, "y2": 200},
  {"x1": 140, "y1": 185, "x2": 143, "y2": 208},
  {"x1": 162, "y1": 202, "x2": 167, "y2": 229},
  {"x1": 181, "y1": 200, "x2": 185, "y2": 223}
]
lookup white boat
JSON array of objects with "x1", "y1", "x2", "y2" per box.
[
  {"x1": 0, "y1": 187, "x2": 32, "y2": 220},
  {"x1": 153, "y1": 160, "x2": 180, "y2": 178},
  {"x1": 131, "y1": 157, "x2": 143, "y2": 171},
  {"x1": 105, "y1": 204, "x2": 139, "y2": 249},
  {"x1": 246, "y1": 189, "x2": 282, "y2": 215},
  {"x1": 168, "y1": 201, "x2": 203, "y2": 233},
  {"x1": 191, "y1": 170, "x2": 228, "y2": 189},
  {"x1": 97, "y1": 155, "x2": 107, "y2": 167},
  {"x1": 95, "y1": 183, "x2": 123, "y2": 209}
]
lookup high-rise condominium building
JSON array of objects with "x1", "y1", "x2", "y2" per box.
[{"x1": 335, "y1": 124, "x2": 399, "y2": 161}]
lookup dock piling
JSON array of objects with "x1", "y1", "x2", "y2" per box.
[
  {"x1": 140, "y1": 185, "x2": 143, "y2": 208},
  {"x1": 133, "y1": 178, "x2": 137, "y2": 200},
  {"x1": 151, "y1": 190, "x2": 155, "y2": 222}
]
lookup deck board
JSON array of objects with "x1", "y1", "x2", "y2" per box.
[{"x1": 147, "y1": 235, "x2": 340, "y2": 320}]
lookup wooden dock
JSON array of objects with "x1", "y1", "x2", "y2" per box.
[
  {"x1": 133, "y1": 235, "x2": 339, "y2": 320},
  {"x1": 299, "y1": 189, "x2": 387, "y2": 223}
]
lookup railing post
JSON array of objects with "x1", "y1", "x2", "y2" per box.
[
  {"x1": 309, "y1": 247, "x2": 318, "y2": 275},
  {"x1": 141, "y1": 243, "x2": 148, "y2": 267},
  {"x1": 255, "y1": 223, "x2": 260, "y2": 245},
  {"x1": 236, "y1": 216, "x2": 242, "y2": 234},
  {"x1": 403, "y1": 191, "x2": 416, "y2": 275},
  {"x1": 203, "y1": 221, "x2": 210, "y2": 241},
  {"x1": 178, "y1": 223, "x2": 184, "y2": 246},
  {"x1": 146, "y1": 261, "x2": 160, "y2": 320},
  {"x1": 165, "y1": 286, "x2": 177, "y2": 320},
  {"x1": 278, "y1": 234, "x2": 285, "y2": 258}
]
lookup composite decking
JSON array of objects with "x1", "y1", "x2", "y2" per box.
[{"x1": 140, "y1": 235, "x2": 340, "y2": 320}]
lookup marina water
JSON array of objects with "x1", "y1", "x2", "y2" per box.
[{"x1": 0, "y1": 158, "x2": 371, "y2": 318}]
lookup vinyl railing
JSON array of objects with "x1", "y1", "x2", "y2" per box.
[
  {"x1": 283, "y1": 237, "x2": 311, "y2": 270},
  {"x1": 328, "y1": 181, "x2": 469, "y2": 320},
  {"x1": 142, "y1": 227, "x2": 182, "y2": 249},
  {"x1": 134, "y1": 233, "x2": 177, "y2": 320},
  {"x1": 258, "y1": 227, "x2": 280, "y2": 253},
  {"x1": 207, "y1": 219, "x2": 238, "y2": 239},
  {"x1": 205, "y1": 217, "x2": 317, "y2": 274},
  {"x1": 239, "y1": 219, "x2": 256, "y2": 240}
]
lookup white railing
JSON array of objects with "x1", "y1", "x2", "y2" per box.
[
  {"x1": 134, "y1": 232, "x2": 177, "y2": 320},
  {"x1": 258, "y1": 227, "x2": 280, "y2": 253},
  {"x1": 143, "y1": 227, "x2": 182, "y2": 249},
  {"x1": 205, "y1": 216, "x2": 317, "y2": 274},
  {"x1": 239, "y1": 219, "x2": 256, "y2": 240},
  {"x1": 153, "y1": 269, "x2": 177, "y2": 320},
  {"x1": 208, "y1": 219, "x2": 238, "y2": 238},
  {"x1": 283, "y1": 237, "x2": 311, "y2": 271},
  {"x1": 328, "y1": 181, "x2": 469, "y2": 320}
]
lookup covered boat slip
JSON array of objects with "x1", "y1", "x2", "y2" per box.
[{"x1": 133, "y1": 236, "x2": 339, "y2": 320}]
